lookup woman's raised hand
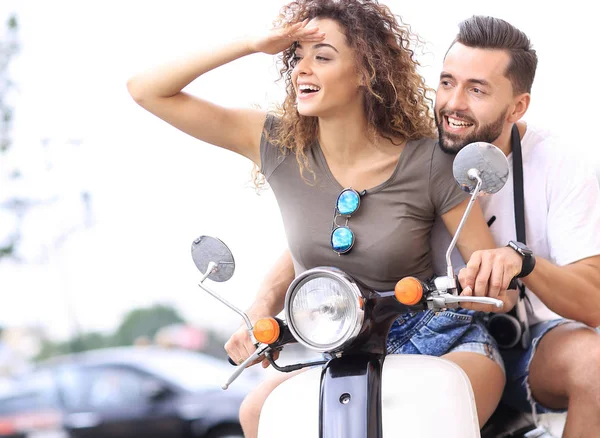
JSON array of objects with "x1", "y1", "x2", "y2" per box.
[{"x1": 249, "y1": 19, "x2": 325, "y2": 55}]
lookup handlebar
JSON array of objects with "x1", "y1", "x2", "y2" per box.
[
  {"x1": 222, "y1": 318, "x2": 307, "y2": 389},
  {"x1": 222, "y1": 343, "x2": 270, "y2": 390},
  {"x1": 395, "y1": 275, "x2": 506, "y2": 310}
]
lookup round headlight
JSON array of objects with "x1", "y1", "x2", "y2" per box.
[{"x1": 284, "y1": 267, "x2": 364, "y2": 352}]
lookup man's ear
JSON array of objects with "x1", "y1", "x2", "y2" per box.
[{"x1": 508, "y1": 93, "x2": 531, "y2": 123}]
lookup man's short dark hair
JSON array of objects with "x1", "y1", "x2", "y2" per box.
[{"x1": 454, "y1": 15, "x2": 538, "y2": 95}]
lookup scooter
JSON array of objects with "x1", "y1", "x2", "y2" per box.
[{"x1": 190, "y1": 142, "x2": 533, "y2": 437}]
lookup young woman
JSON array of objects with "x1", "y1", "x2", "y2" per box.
[{"x1": 128, "y1": 1, "x2": 514, "y2": 435}]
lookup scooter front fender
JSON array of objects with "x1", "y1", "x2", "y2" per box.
[{"x1": 258, "y1": 355, "x2": 480, "y2": 438}]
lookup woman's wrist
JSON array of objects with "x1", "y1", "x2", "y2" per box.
[{"x1": 246, "y1": 300, "x2": 278, "y2": 321}]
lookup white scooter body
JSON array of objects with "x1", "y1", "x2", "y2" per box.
[{"x1": 259, "y1": 355, "x2": 480, "y2": 438}]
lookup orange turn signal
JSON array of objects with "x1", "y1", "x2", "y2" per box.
[
  {"x1": 253, "y1": 317, "x2": 280, "y2": 345},
  {"x1": 394, "y1": 277, "x2": 423, "y2": 305}
]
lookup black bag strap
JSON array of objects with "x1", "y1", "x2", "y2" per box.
[
  {"x1": 512, "y1": 124, "x2": 526, "y2": 244},
  {"x1": 511, "y1": 124, "x2": 527, "y2": 299}
]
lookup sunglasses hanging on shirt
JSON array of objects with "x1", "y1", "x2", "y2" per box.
[{"x1": 330, "y1": 188, "x2": 362, "y2": 255}]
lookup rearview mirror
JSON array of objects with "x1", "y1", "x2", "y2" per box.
[
  {"x1": 442, "y1": 142, "x2": 510, "y2": 280},
  {"x1": 453, "y1": 142, "x2": 509, "y2": 196},
  {"x1": 191, "y1": 236, "x2": 235, "y2": 282}
]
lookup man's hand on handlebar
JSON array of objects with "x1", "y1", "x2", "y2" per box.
[{"x1": 458, "y1": 247, "x2": 522, "y2": 312}]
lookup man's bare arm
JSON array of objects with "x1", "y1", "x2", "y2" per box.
[{"x1": 522, "y1": 255, "x2": 600, "y2": 327}]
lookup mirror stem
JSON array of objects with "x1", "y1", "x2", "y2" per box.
[
  {"x1": 199, "y1": 261, "x2": 218, "y2": 283},
  {"x1": 445, "y1": 169, "x2": 483, "y2": 279},
  {"x1": 197, "y1": 261, "x2": 253, "y2": 330}
]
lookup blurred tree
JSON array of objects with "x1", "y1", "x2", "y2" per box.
[
  {"x1": 0, "y1": 13, "x2": 20, "y2": 260},
  {"x1": 33, "y1": 304, "x2": 235, "y2": 361},
  {"x1": 36, "y1": 331, "x2": 113, "y2": 360},
  {"x1": 113, "y1": 304, "x2": 185, "y2": 346},
  {"x1": 0, "y1": 14, "x2": 17, "y2": 153}
]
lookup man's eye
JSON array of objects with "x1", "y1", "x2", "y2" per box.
[
  {"x1": 440, "y1": 80, "x2": 451, "y2": 87},
  {"x1": 472, "y1": 87, "x2": 482, "y2": 94}
]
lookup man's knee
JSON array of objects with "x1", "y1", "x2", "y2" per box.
[
  {"x1": 562, "y1": 329, "x2": 600, "y2": 392},
  {"x1": 532, "y1": 324, "x2": 600, "y2": 396}
]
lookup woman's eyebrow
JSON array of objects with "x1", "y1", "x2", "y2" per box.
[{"x1": 296, "y1": 42, "x2": 339, "y2": 53}]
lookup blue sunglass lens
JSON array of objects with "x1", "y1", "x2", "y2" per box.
[
  {"x1": 331, "y1": 226, "x2": 354, "y2": 254},
  {"x1": 336, "y1": 189, "x2": 360, "y2": 215}
]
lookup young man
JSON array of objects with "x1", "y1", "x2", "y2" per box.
[{"x1": 432, "y1": 15, "x2": 600, "y2": 437}]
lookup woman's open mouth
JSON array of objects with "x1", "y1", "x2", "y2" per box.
[{"x1": 298, "y1": 84, "x2": 321, "y2": 99}]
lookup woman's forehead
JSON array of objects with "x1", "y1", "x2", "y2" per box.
[{"x1": 306, "y1": 17, "x2": 348, "y2": 47}]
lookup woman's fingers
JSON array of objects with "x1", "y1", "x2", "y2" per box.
[
  {"x1": 261, "y1": 350, "x2": 280, "y2": 368},
  {"x1": 285, "y1": 21, "x2": 324, "y2": 41},
  {"x1": 242, "y1": 337, "x2": 256, "y2": 362},
  {"x1": 225, "y1": 326, "x2": 257, "y2": 366},
  {"x1": 254, "y1": 20, "x2": 325, "y2": 55}
]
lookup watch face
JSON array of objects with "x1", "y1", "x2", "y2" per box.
[{"x1": 510, "y1": 241, "x2": 533, "y2": 256}]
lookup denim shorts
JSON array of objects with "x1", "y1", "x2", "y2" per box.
[
  {"x1": 500, "y1": 318, "x2": 591, "y2": 415},
  {"x1": 386, "y1": 308, "x2": 504, "y2": 374}
]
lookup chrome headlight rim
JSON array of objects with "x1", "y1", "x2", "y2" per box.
[{"x1": 284, "y1": 267, "x2": 364, "y2": 353}]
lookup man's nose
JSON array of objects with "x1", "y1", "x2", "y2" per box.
[{"x1": 446, "y1": 89, "x2": 468, "y2": 111}]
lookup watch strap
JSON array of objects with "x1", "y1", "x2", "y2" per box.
[{"x1": 508, "y1": 240, "x2": 536, "y2": 278}]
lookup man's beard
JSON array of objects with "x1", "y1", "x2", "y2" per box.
[{"x1": 435, "y1": 108, "x2": 507, "y2": 155}]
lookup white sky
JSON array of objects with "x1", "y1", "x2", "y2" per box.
[{"x1": 0, "y1": 0, "x2": 598, "y2": 340}]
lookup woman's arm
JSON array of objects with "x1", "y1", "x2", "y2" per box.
[
  {"x1": 127, "y1": 40, "x2": 266, "y2": 164},
  {"x1": 441, "y1": 198, "x2": 495, "y2": 261},
  {"x1": 441, "y1": 198, "x2": 519, "y2": 313},
  {"x1": 225, "y1": 249, "x2": 295, "y2": 367},
  {"x1": 126, "y1": 21, "x2": 324, "y2": 165}
]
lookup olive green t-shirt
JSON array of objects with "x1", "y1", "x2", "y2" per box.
[{"x1": 260, "y1": 115, "x2": 467, "y2": 290}]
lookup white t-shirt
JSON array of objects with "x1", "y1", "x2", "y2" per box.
[{"x1": 431, "y1": 124, "x2": 600, "y2": 325}]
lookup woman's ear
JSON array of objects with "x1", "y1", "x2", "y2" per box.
[{"x1": 356, "y1": 70, "x2": 368, "y2": 87}]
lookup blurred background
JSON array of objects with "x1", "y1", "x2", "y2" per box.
[{"x1": 0, "y1": 0, "x2": 598, "y2": 435}]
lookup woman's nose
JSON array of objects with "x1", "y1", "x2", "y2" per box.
[{"x1": 296, "y1": 57, "x2": 312, "y2": 75}]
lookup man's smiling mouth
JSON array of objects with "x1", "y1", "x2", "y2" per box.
[{"x1": 446, "y1": 115, "x2": 474, "y2": 128}]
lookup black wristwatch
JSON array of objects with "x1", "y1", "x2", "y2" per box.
[{"x1": 507, "y1": 241, "x2": 536, "y2": 278}]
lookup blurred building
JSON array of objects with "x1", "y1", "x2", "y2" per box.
[
  {"x1": 0, "y1": 326, "x2": 42, "y2": 379},
  {"x1": 154, "y1": 323, "x2": 207, "y2": 351}
]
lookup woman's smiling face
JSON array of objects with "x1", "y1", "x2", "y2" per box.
[{"x1": 291, "y1": 18, "x2": 362, "y2": 118}]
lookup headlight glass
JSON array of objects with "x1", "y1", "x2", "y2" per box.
[{"x1": 286, "y1": 269, "x2": 363, "y2": 352}]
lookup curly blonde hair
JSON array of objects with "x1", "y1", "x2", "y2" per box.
[{"x1": 255, "y1": 0, "x2": 435, "y2": 185}]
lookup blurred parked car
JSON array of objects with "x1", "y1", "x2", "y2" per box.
[{"x1": 0, "y1": 347, "x2": 251, "y2": 438}]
